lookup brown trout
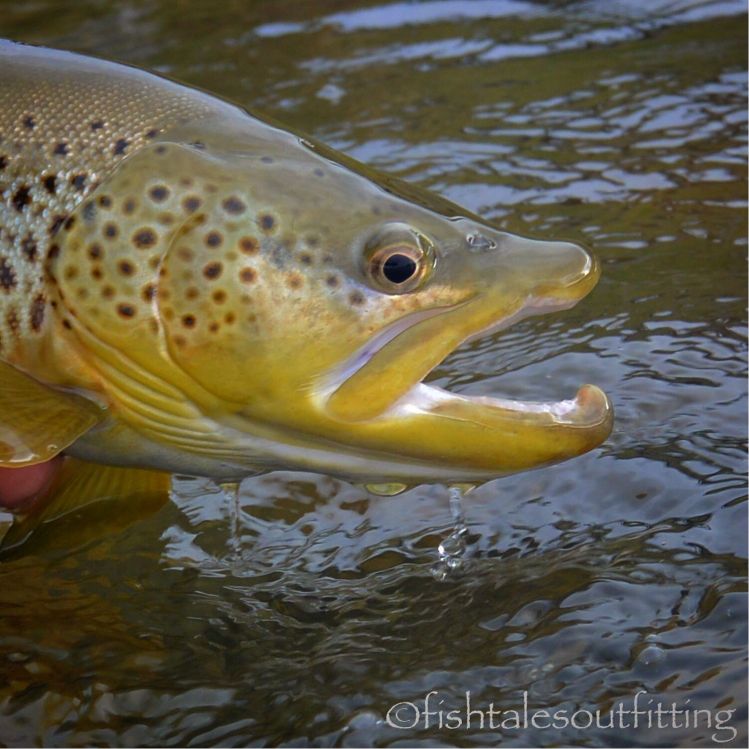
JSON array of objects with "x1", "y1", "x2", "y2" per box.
[{"x1": 0, "y1": 40, "x2": 612, "y2": 513}]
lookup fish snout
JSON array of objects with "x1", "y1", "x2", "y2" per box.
[{"x1": 491, "y1": 234, "x2": 600, "y2": 303}]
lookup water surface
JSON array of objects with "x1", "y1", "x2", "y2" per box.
[{"x1": 0, "y1": 1, "x2": 746, "y2": 746}]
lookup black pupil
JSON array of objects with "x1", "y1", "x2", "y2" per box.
[{"x1": 382, "y1": 253, "x2": 417, "y2": 284}]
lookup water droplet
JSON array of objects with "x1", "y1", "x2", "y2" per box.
[
  {"x1": 431, "y1": 484, "x2": 475, "y2": 580},
  {"x1": 637, "y1": 644, "x2": 666, "y2": 666}
]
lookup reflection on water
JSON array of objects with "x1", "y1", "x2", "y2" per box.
[{"x1": 0, "y1": 0, "x2": 746, "y2": 746}]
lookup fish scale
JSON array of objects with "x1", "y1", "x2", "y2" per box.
[{"x1": 0, "y1": 40, "x2": 217, "y2": 364}]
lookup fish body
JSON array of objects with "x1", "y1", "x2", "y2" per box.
[{"x1": 0, "y1": 40, "x2": 613, "y2": 487}]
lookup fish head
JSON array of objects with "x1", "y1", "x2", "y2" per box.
[
  {"x1": 54, "y1": 123, "x2": 611, "y2": 481},
  {"x1": 150, "y1": 130, "x2": 612, "y2": 480}
]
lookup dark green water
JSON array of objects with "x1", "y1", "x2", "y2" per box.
[{"x1": 0, "y1": 1, "x2": 746, "y2": 746}]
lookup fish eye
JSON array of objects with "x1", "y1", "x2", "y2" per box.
[{"x1": 364, "y1": 226, "x2": 434, "y2": 293}]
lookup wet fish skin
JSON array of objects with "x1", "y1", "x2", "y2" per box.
[{"x1": 0, "y1": 40, "x2": 612, "y2": 484}]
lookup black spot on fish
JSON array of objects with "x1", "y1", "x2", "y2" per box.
[
  {"x1": 203, "y1": 262, "x2": 222, "y2": 280},
  {"x1": 53, "y1": 142, "x2": 69, "y2": 156},
  {"x1": 70, "y1": 173, "x2": 86, "y2": 192},
  {"x1": 117, "y1": 304, "x2": 136, "y2": 318},
  {"x1": 113, "y1": 138, "x2": 129, "y2": 156},
  {"x1": 261, "y1": 156, "x2": 274, "y2": 164},
  {"x1": 30, "y1": 295, "x2": 45, "y2": 331},
  {"x1": 222, "y1": 196, "x2": 246, "y2": 215},
  {"x1": 49, "y1": 215, "x2": 66, "y2": 236},
  {"x1": 21, "y1": 235, "x2": 37, "y2": 262},
  {"x1": 145, "y1": 128, "x2": 158, "y2": 139},
  {"x1": 0, "y1": 155, "x2": 7, "y2": 171},
  {"x1": 12, "y1": 186, "x2": 31, "y2": 212},
  {"x1": 42, "y1": 175, "x2": 56, "y2": 194},
  {"x1": 259, "y1": 213, "x2": 276, "y2": 232},
  {"x1": 314, "y1": 168, "x2": 325, "y2": 178},
  {"x1": 149, "y1": 185, "x2": 169, "y2": 202},
  {"x1": 64, "y1": 216, "x2": 76, "y2": 231},
  {"x1": 22, "y1": 115, "x2": 35, "y2": 130},
  {"x1": 91, "y1": 120, "x2": 104, "y2": 131},
  {"x1": 0, "y1": 258, "x2": 17, "y2": 292},
  {"x1": 132, "y1": 228, "x2": 157, "y2": 249}
]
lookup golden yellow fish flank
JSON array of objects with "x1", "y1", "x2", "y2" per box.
[{"x1": 0, "y1": 40, "x2": 613, "y2": 499}]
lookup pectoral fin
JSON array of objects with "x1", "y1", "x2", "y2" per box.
[
  {"x1": 0, "y1": 360, "x2": 103, "y2": 466},
  {"x1": 0, "y1": 458, "x2": 171, "y2": 558}
]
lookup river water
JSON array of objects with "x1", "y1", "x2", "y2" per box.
[{"x1": 0, "y1": 1, "x2": 746, "y2": 746}]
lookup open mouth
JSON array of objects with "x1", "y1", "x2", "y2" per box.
[{"x1": 321, "y1": 296, "x2": 612, "y2": 435}]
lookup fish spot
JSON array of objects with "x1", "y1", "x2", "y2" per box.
[
  {"x1": 22, "y1": 115, "x2": 36, "y2": 130},
  {"x1": 98, "y1": 194, "x2": 112, "y2": 208},
  {"x1": 155, "y1": 145, "x2": 168, "y2": 155},
  {"x1": 349, "y1": 290, "x2": 365, "y2": 306},
  {"x1": 12, "y1": 186, "x2": 31, "y2": 212},
  {"x1": 205, "y1": 231, "x2": 223, "y2": 248},
  {"x1": 258, "y1": 213, "x2": 276, "y2": 233},
  {"x1": 157, "y1": 212, "x2": 175, "y2": 225},
  {"x1": 185, "y1": 287, "x2": 200, "y2": 300},
  {"x1": 113, "y1": 138, "x2": 129, "y2": 156},
  {"x1": 261, "y1": 156, "x2": 274, "y2": 164},
  {"x1": 209, "y1": 322, "x2": 220, "y2": 332},
  {"x1": 224, "y1": 312, "x2": 236, "y2": 324},
  {"x1": 0, "y1": 155, "x2": 7, "y2": 171},
  {"x1": 212, "y1": 290, "x2": 227, "y2": 304},
  {"x1": 182, "y1": 195, "x2": 202, "y2": 213},
  {"x1": 70, "y1": 173, "x2": 86, "y2": 192},
  {"x1": 306, "y1": 235, "x2": 320, "y2": 247},
  {"x1": 149, "y1": 185, "x2": 170, "y2": 202},
  {"x1": 63, "y1": 265, "x2": 78, "y2": 280},
  {"x1": 177, "y1": 247, "x2": 194, "y2": 262},
  {"x1": 182, "y1": 314, "x2": 196, "y2": 328},
  {"x1": 21, "y1": 235, "x2": 37, "y2": 262},
  {"x1": 42, "y1": 175, "x2": 56, "y2": 194},
  {"x1": 123, "y1": 198, "x2": 137, "y2": 215},
  {"x1": 287, "y1": 273, "x2": 303, "y2": 290},
  {"x1": 47, "y1": 244, "x2": 60, "y2": 260},
  {"x1": 326, "y1": 274, "x2": 339, "y2": 288},
  {"x1": 222, "y1": 196, "x2": 246, "y2": 215},
  {"x1": 91, "y1": 267, "x2": 103, "y2": 280},
  {"x1": 203, "y1": 262, "x2": 223, "y2": 280},
  {"x1": 133, "y1": 228, "x2": 157, "y2": 249},
  {"x1": 117, "y1": 303, "x2": 136, "y2": 318},
  {"x1": 299, "y1": 253, "x2": 313, "y2": 265},
  {"x1": 179, "y1": 177, "x2": 193, "y2": 187},
  {"x1": 145, "y1": 128, "x2": 158, "y2": 139},
  {"x1": 173, "y1": 334, "x2": 186, "y2": 348},
  {"x1": 90, "y1": 120, "x2": 104, "y2": 131},
  {"x1": 103, "y1": 222, "x2": 119, "y2": 239},
  {"x1": 102, "y1": 285, "x2": 115, "y2": 299},
  {"x1": 142, "y1": 284, "x2": 156, "y2": 301},
  {"x1": 64, "y1": 216, "x2": 76, "y2": 231},
  {"x1": 49, "y1": 215, "x2": 66, "y2": 236},
  {"x1": 53, "y1": 142, "x2": 69, "y2": 156},
  {"x1": 313, "y1": 168, "x2": 325, "y2": 178},
  {"x1": 0, "y1": 258, "x2": 17, "y2": 292},
  {"x1": 88, "y1": 243, "x2": 103, "y2": 260},
  {"x1": 239, "y1": 267, "x2": 256, "y2": 284},
  {"x1": 118, "y1": 260, "x2": 135, "y2": 276},
  {"x1": 239, "y1": 236, "x2": 259, "y2": 255},
  {"x1": 62, "y1": 319, "x2": 72, "y2": 330},
  {"x1": 30, "y1": 295, "x2": 45, "y2": 331},
  {"x1": 76, "y1": 288, "x2": 89, "y2": 300}
]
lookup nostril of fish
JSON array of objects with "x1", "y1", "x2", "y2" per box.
[{"x1": 465, "y1": 232, "x2": 497, "y2": 252}]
